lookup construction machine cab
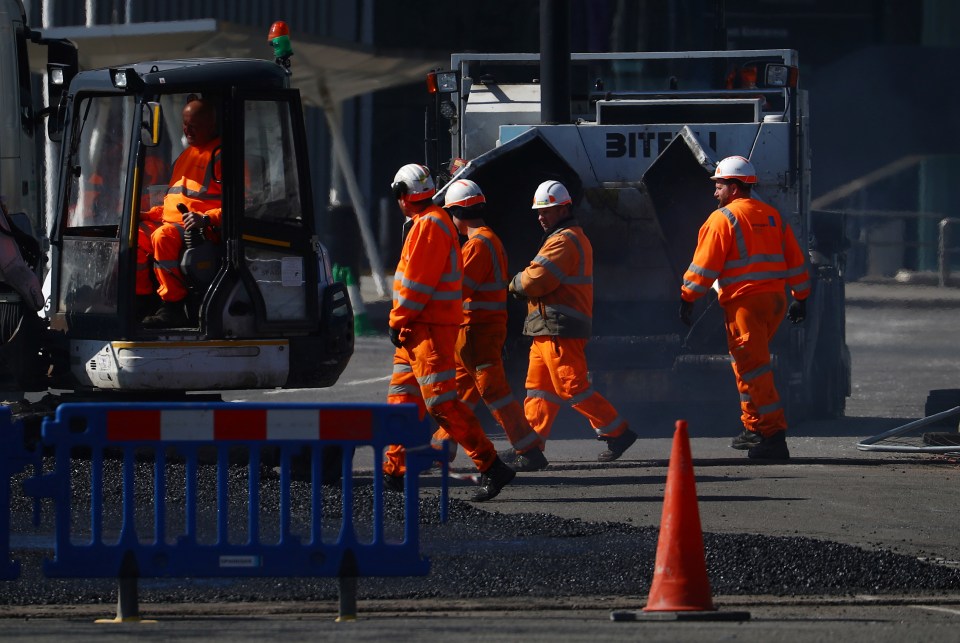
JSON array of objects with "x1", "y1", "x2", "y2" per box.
[{"x1": 42, "y1": 58, "x2": 353, "y2": 391}]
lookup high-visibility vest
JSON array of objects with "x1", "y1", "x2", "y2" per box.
[
  {"x1": 390, "y1": 204, "x2": 463, "y2": 328},
  {"x1": 461, "y1": 226, "x2": 508, "y2": 326},
  {"x1": 144, "y1": 139, "x2": 222, "y2": 227},
  {"x1": 681, "y1": 197, "x2": 809, "y2": 305},
  {"x1": 511, "y1": 219, "x2": 593, "y2": 338}
]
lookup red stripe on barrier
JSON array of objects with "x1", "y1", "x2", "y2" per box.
[
  {"x1": 107, "y1": 410, "x2": 161, "y2": 441},
  {"x1": 319, "y1": 409, "x2": 373, "y2": 440},
  {"x1": 214, "y1": 409, "x2": 267, "y2": 440}
]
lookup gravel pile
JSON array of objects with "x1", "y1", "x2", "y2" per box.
[{"x1": 3, "y1": 459, "x2": 959, "y2": 605}]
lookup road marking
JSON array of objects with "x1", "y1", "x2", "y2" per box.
[
  {"x1": 912, "y1": 605, "x2": 960, "y2": 616},
  {"x1": 260, "y1": 375, "x2": 392, "y2": 395}
]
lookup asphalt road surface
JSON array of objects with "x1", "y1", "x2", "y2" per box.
[{"x1": 2, "y1": 279, "x2": 960, "y2": 641}]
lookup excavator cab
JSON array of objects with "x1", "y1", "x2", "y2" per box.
[{"x1": 44, "y1": 59, "x2": 353, "y2": 392}]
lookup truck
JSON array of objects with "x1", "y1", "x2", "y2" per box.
[
  {"x1": 0, "y1": 0, "x2": 353, "y2": 402},
  {"x1": 427, "y1": 47, "x2": 850, "y2": 429}
]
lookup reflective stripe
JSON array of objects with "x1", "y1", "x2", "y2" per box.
[
  {"x1": 792, "y1": 279, "x2": 811, "y2": 292},
  {"x1": 392, "y1": 363, "x2": 413, "y2": 374},
  {"x1": 486, "y1": 392, "x2": 516, "y2": 411},
  {"x1": 742, "y1": 363, "x2": 772, "y2": 382},
  {"x1": 687, "y1": 262, "x2": 720, "y2": 280},
  {"x1": 594, "y1": 417, "x2": 625, "y2": 438},
  {"x1": 527, "y1": 388, "x2": 566, "y2": 406},
  {"x1": 474, "y1": 233, "x2": 504, "y2": 283},
  {"x1": 395, "y1": 295, "x2": 425, "y2": 311},
  {"x1": 785, "y1": 265, "x2": 807, "y2": 278},
  {"x1": 417, "y1": 369, "x2": 457, "y2": 385},
  {"x1": 720, "y1": 207, "x2": 749, "y2": 261},
  {"x1": 724, "y1": 252, "x2": 785, "y2": 270},
  {"x1": 510, "y1": 273, "x2": 525, "y2": 296},
  {"x1": 388, "y1": 384, "x2": 420, "y2": 397},
  {"x1": 534, "y1": 254, "x2": 567, "y2": 281},
  {"x1": 682, "y1": 278, "x2": 711, "y2": 294},
  {"x1": 459, "y1": 397, "x2": 478, "y2": 411},
  {"x1": 397, "y1": 273, "x2": 436, "y2": 295},
  {"x1": 740, "y1": 392, "x2": 752, "y2": 403},
  {"x1": 756, "y1": 401, "x2": 782, "y2": 415},
  {"x1": 719, "y1": 269, "x2": 794, "y2": 288},
  {"x1": 567, "y1": 387, "x2": 595, "y2": 406},
  {"x1": 464, "y1": 300, "x2": 507, "y2": 311},
  {"x1": 425, "y1": 390, "x2": 458, "y2": 407}
]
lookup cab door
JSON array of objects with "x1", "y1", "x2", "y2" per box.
[{"x1": 232, "y1": 90, "x2": 318, "y2": 333}]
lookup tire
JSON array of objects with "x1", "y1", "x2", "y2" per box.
[{"x1": 924, "y1": 389, "x2": 960, "y2": 428}]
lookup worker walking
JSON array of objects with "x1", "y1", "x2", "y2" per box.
[
  {"x1": 432, "y1": 179, "x2": 547, "y2": 472},
  {"x1": 137, "y1": 97, "x2": 222, "y2": 327},
  {"x1": 510, "y1": 180, "x2": 637, "y2": 462},
  {"x1": 384, "y1": 164, "x2": 515, "y2": 502},
  {"x1": 679, "y1": 155, "x2": 809, "y2": 460}
]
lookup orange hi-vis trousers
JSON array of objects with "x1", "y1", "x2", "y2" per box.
[
  {"x1": 524, "y1": 336, "x2": 627, "y2": 444},
  {"x1": 433, "y1": 324, "x2": 542, "y2": 454},
  {"x1": 136, "y1": 220, "x2": 189, "y2": 302},
  {"x1": 724, "y1": 290, "x2": 788, "y2": 437},
  {"x1": 384, "y1": 323, "x2": 497, "y2": 476}
]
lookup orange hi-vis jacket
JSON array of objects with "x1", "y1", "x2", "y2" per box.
[
  {"x1": 390, "y1": 204, "x2": 463, "y2": 329},
  {"x1": 142, "y1": 139, "x2": 223, "y2": 228},
  {"x1": 681, "y1": 197, "x2": 810, "y2": 306},
  {"x1": 510, "y1": 219, "x2": 593, "y2": 338},
  {"x1": 461, "y1": 226, "x2": 508, "y2": 326}
]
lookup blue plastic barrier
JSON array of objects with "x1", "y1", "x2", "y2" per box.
[
  {"x1": 21, "y1": 401, "x2": 447, "y2": 620},
  {"x1": 0, "y1": 406, "x2": 41, "y2": 580}
]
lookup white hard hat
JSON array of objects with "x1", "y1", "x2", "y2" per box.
[
  {"x1": 391, "y1": 163, "x2": 436, "y2": 201},
  {"x1": 712, "y1": 156, "x2": 757, "y2": 184},
  {"x1": 532, "y1": 180, "x2": 572, "y2": 209},
  {"x1": 444, "y1": 179, "x2": 486, "y2": 210}
]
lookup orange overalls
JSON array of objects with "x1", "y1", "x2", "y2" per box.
[
  {"x1": 385, "y1": 205, "x2": 497, "y2": 476},
  {"x1": 681, "y1": 196, "x2": 810, "y2": 436},
  {"x1": 432, "y1": 226, "x2": 541, "y2": 454},
  {"x1": 136, "y1": 139, "x2": 222, "y2": 302},
  {"x1": 510, "y1": 219, "x2": 628, "y2": 444}
]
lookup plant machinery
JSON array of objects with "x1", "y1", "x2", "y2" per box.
[
  {"x1": 426, "y1": 47, "x2": 850, "y2": 428},
  {"x1": 0, "y1": 0, "x2": 353, "y2": 402}
]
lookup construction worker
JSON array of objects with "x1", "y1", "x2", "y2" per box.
[
  {"x1": 431, "y1": 179, "x2": 547, "y2": 472},
  {"x1": 384, "y1": 164, "x2": 515, "y2": 502},
  {"x1": 137, "y1": 97, "x2": 222, "y2": 327},
  {"x1": 509, "y1": 180, "x2": 637, "y2": 461},
  {"x1": 679, "y1": 155, "x2": 809, "y2": 460}
]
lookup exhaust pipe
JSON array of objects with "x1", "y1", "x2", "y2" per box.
[{"x1": 540, "y1": 0, "x2": 570, "y2": 125}]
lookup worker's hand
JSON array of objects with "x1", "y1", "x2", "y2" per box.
[
  {"x1": 679, "y1": 299, "x2": 694, "y2": 326},
  {"x1": 787, "y1": 299, "x2": 807, "y2": 324},
  {"x1": 182, "y1": 212, "x2": 210, "y2": 231},
  {"x1": 508, "y1": 280, "x2": 526, "y2": 301},
  {"x1": 389, "y1": 326, "x2": 403, "y2": 348}
]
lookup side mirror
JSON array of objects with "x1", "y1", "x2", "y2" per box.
[{"x1": 141, "y1": 102, "x2": 162, "y2": 147}]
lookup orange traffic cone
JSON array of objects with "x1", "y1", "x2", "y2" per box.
[
  {"x1": 643, "y1": 419, "x2": 714, "y2": 612},
  {"x1": 610, "y1": 420, "x2": 750, "y2": 622}
]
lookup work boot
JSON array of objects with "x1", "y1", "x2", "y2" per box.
[
  {"x1": 598, "y1": 427, "x2": 638, "y2": 462},
  {"x1": 382, "y1": 472, "x2": 404, "y2": 493},
  {"x1": 135, "y1": 293, "x2": 160, "y2": 320},
  {"x1": 471, "y1": 457, "x2": 516, "y2": 502},
  {"x1": 747, "y1": 430, "x2": 790, "y2": 460},
  {"x1": 141, "y1": 300, "x2": 190, "y2": 328},
  {"x1": 508, "y1": 448, "x2": 548, "y2": 472},
  {"x1": 731, "y1": 428, "x2": 761, "y2": 450},
  {"x1": 497, "y1": 447, "x2": 519, "y2": 463}
]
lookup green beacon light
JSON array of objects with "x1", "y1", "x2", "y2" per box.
[{"x1": 268, "y1": 21, "x2": 293, "y2": 72}]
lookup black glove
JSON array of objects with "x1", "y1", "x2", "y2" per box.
[
  {"x1": 508, "y1": 280, "x2": 526, "y2": 301},
  {"x1": 787, "y1": 299, "x2": 807, "y2": 324},
  {"x1": 679, "y1": 299, "x2": 694, "y2": 326},
  {"x1": 389, "y1": 326, "x2": 403, "y2": 348}
]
